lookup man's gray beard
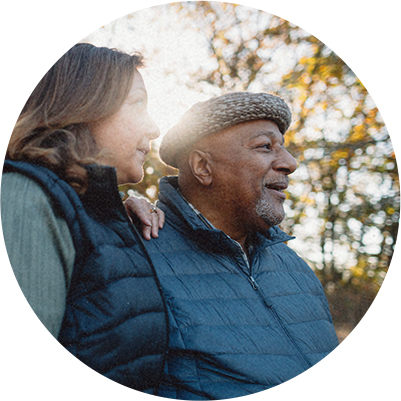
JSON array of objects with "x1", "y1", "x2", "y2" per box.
[{"x1": 255, "y1": 197, "x2": 284, "y2": 228}]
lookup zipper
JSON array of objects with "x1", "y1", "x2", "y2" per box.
[
  {"x1": 226, "y1": 235, "x2": 312, "y2": 370},
  {"x1": 248, "y1": 275, "x2": 259, "y2": 291},
  {"x1": 245, "y1": 271, "x2": 312, "y2": 370}
]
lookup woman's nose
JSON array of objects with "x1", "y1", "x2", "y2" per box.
[{"x1": 144, "y1": 113, "x2": 160, "y2": 140}]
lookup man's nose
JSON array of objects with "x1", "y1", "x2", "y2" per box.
[{"x1": 276, "y1": 148, "x2": 297, "y2": 175}]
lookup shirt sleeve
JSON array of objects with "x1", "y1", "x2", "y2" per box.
[{"x1": 1, "y1": 172, "x2": 76, "y2": 338}]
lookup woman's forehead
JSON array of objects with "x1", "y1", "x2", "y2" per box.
[{"x1": 125, "y1": 71, "x2": 147, "y2": 99}]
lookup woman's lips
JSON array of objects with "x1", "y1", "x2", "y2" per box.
[
  {"x1": 137, "y1": 148, "x2": 150, "y2": 163},
  {"x1": 138, "y1": 147, "x2": 150, "y2": 156}
]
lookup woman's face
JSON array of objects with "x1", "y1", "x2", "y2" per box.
[{"x1": 91, "y1": 70, "x2": 160, "y2": 185}]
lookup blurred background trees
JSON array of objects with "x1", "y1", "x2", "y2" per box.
[{"x1": 104, "y1": 1, "x2": 398, "y2": 341}]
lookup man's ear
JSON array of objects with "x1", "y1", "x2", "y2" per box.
[{"x1": 188, "y1": 150, "x2": 213, "y2": 186}]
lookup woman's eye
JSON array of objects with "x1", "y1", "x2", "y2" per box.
[{"x1": 128, "y1": 98, "x2": 147, "y2": 106}]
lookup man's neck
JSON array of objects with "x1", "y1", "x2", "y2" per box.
[{"x1": 179, "y1": 186, "x2": 249, "y2": 251}]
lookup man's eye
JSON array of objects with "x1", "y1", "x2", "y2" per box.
[{"x1": 262, "y1": 143, "x2": 271, "y2": 150}]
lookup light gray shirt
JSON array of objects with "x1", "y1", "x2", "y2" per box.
[{"x1": 1, "y1": 172, "x2": 75, "y2": 337}]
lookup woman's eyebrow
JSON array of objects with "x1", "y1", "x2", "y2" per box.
[{"x1": 126, "y1": 88, "x2": 148, "y2": 101}]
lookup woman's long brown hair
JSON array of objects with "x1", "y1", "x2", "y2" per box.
[{"x1": 7, "y1": 43, "x2": 144, "y2": 194}]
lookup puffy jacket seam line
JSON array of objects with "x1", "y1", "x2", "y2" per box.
[
  {"x1": 75, "y1": 275, "x2": 162, "y2": 298},
  {"x1": 74, "y1": 310, "x2": 165, "y2": 336},
  {"x1": 102, "y1": 351, "x2": 165, "y2": 375},
  {"x1": 166, "y1": 351, "x2": 313, "y2": 357},
  {"x1": 162, "y1": 292, "x2": 325, "y2": 301},
  {"x1": 168, "y1": 378, "x2": 263, "y2": 386},
  {"x1": 158, "y1": 269, "x2": 322, "y2": 276},
  {"x1": 254, "y1": 270, "x2": 324, "y2": 275},
  {"x1": 173, "y1": 323, "x2": 209, "y2": 398},
  {"x1": 303, "y1": 348, "x2": 338, "y2": 355},
  {"x1": 163, "y1": 296, "x2": 265, "y2": 302},
  {"x1": 178, "y1": 322, "x2": 278, "y2": 329},
  {"x1": 194, "y1": 357, "x2": 206, "y2": 397},
  {"x1": 261, "y1": 291, "x2": 328, "y2": 298},
  {"x1": 93, "y1": 243, "x2": 135, "y2": 249},
  {"x1": 285, "y1": 318, "x2": 334, "y2": 326}
]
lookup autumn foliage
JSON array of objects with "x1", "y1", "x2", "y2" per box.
[{"x1": 121, "y1": 2, "x2": 399, "y2": 340}]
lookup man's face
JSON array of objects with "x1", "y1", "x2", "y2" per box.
[{"x1": 201, "y1": 120, "x2": 297, "y2": 232}]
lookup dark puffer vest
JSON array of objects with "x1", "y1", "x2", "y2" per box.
[
  {"x1": 141, "y1": 176, "x2": 339, "y2": 400},
  {"x1": 3, "y1": 160, "x2": 168, "y2": 393}
]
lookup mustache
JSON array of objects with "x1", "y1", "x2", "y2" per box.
[{"x1": 264, "y1": 177, "x2": 289, "y2": 187}]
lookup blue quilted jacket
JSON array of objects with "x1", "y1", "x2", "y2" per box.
[
  {"x1": 142, "y1": 176, "x2": 339, "y2": 399},
  {"x1": 3, "y1": 160, "x2": 168, "y2": 393}
]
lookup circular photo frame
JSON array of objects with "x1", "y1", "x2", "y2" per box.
[{"x1": 1, "y1": 1, "x2": 399, "y2": 400}]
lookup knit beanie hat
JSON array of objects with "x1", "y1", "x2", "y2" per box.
[{"x1": 159, "y1": 91, "x2": 292, "y2": 168}]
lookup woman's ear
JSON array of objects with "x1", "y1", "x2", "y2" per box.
[{"x1": 188, "y1": 150, "x2": 213, "y2": 186}]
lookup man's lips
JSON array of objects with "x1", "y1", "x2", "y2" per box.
[{"x1": 264, "y1": 181, "x2": 288, "y2": 200}]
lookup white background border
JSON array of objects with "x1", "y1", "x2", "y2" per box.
[{"x1": 1, "y1": 1, "x2": 399, "y2": 400}]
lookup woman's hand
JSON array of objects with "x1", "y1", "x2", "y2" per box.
[{"x1": 124, "y1": 195, "x2": 165, "y2": 240}]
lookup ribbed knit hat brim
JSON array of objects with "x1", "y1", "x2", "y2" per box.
[{"x1": 159, "y1": 91, "x2": 292, "y2": 169}]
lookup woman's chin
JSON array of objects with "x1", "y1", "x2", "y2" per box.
[
  {"x1": 131, "y1": 169, "x2": 145, "y2": 185},
  {"x1": 117, "y1": 169, "x2": 144, "y2": 186}
]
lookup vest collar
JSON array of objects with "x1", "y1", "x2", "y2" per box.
[{"x1": 80, "y1": 164, "x2": 128, "y2": 222}]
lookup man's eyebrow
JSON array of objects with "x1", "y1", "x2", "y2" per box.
[{"x1": 250, "y1": 131, "x2": 281, "y2": 140}]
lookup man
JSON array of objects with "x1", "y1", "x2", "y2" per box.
[{"x1": 141, "y1": 92, "x2": 338, "y2": 399}]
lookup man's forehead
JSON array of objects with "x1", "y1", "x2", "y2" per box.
[
  {"x1": 219, "y1": 120, "x2": 282, "y2": 141},
  {"x1": 248, "y1": 127, "x2": 284, "y2": 143},
  {"x1": 194, "y1": 120, "x2": 281, "y2": 150}
]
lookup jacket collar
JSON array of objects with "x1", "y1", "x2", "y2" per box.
[
  {"x1": 73, "y1": 164, "x2": 128, "y2": 222},
  {"x1": 157, "y1": 176, "x2": 294, "y2": 251}
]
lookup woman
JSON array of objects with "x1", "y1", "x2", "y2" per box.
[{"x1": 1, "y1": 43, "x2": 168, "y2": 393}]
